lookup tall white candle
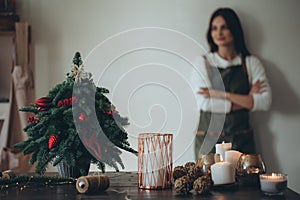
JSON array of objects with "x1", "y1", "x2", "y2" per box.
[
  {"x1": 215, "y1": 141, "x2": 232, "y2": 161},
  {"x1": 225, "y1": 150, "x2": 242, "y2": 168},
  {"x1": 211, "y1": 161, "x2": 235, "y2": 185}
]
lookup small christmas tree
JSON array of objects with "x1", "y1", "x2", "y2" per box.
[{"x1": 14, "y1": 52, "x2": 137, "y2": 176}]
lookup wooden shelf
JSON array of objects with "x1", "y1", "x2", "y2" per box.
[
  {"x1": 0, "y1": 102, "x2": 9, "y2": 120},
  {"x1": 0, "y1": 30, "x2": 15, "y2": 36}
]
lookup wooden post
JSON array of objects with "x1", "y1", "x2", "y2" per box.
[{"x1": 15, "y1": 22, "x2": 29, "y2": 66}]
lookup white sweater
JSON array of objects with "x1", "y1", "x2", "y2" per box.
[{"x1": 190, "y1": 52, "x2": 272, "y2": 113}]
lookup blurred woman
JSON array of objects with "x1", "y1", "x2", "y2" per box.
[{"x1": 193, "y1": 8, "x2": 271, "y2": 159}]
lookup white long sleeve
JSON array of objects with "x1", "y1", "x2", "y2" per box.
[
  {"x1": 190, "y1": 53, "x2": 271, "y2": 113},
  {"x1": 246, "y1": 56, "x2": 272, "y2": 111},
  {"x1": 189, "y1": 55, "x2": 232, "y2": 113}
]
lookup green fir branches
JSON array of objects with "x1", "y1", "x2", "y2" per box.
[{"x1": 14, "y1": 52, "x2": 137, "y2": 175}]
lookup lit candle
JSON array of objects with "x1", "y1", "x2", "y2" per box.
[
  {"x1": 211, "y1": 161, "x2": 235, "y2": 185},
  {"x1": 259, "y1": 173, "x2": 288, "y2": 195},
  {"x1": 215, "y1": 141, "x2": 232, "y2": 161},
  {"x1": 225, "y1": 150, "x2": 242, "y2": 168}
]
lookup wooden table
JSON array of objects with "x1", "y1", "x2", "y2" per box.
[{"x1": 0, "y1": 172, "x2": 299, "y2": 200}]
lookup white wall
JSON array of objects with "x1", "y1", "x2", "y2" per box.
[{"x1": 16, "y1": 0, "x2": 300, "y2": 193}]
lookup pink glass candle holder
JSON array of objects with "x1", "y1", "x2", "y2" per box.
[
  {"x1": 259, "y1": 173, "x2": 288, "y2": 196},
  {"x1": 138, "y1": 133, "x2": 173, "y2": 189}
]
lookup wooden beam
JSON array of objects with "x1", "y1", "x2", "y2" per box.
[{"x1": 15, "y1": 22, "x2": 30, "y2": 66}]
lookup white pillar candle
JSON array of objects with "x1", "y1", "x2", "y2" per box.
[
  {"x1": 215, "y1": 141, "x2": 232, "y2": 161},
  {"x1": 225, "y1": 150, "x2": 242, "y2": 168},
  {"x1": 211, "y1": 162, "x2": 235, "y2": 185}
]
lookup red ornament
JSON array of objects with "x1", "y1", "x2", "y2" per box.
[
  {"x1": 81, "y1": 133, "x2": 102, "y2": 160},
  {"x1": 106, "y1": 109, "x2": 119, "y2": 116},
  {"x1": 48, "y1": 135, "x2": 59, "y2": 149},
  {"x1": 27, "y1": 115, "x2": 39, "y2": 124},
  {"x1": 107, "y1": 110, "x2": 112, "y2": 115},
  {"x1": 57, "y1": 96, "x2": 78, "y2": 107},
  {"x1": 63, "y1": 99, "x2": 70, "y2": 106},
  {"x1": 58, "y1": 101, "x2": 63, "y2": 107},
  {"x1": 71, "y1": 96, "x2": 78, "y2": 104},
  {"x1": 35, "y1": 97, "x2": 51, "y2": 110},
  {"x1": 78, "y1": 112, "x2": 86, "y2": 121}
]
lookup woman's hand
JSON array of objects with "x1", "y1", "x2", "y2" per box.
[
  {"x1": 231, "y1": 81, "x2": 266, "y2": 111},
  {"x1": 231, "y1": 103, "x2": 244, "y2": 111},
  {"x1": 249, "y1": 80, "x2": 266, "y2": 95},
  {"x1": 197, "y1": 81, "x2": 267, "y2": 111},
  {"x1": 198, "y1": 87, "x2": 254, "y2": 110},
  {"x1": 198, "y1": 87, "x2": 226, "y2": 99}
]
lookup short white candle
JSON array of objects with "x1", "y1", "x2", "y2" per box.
[
  {"x1": 215, "y1": 141, "x2": 232, "y2": 161},
  {"x1": 225, "y1": 150, "x2": 242, "y2": 168},
  {"x1": 211, "y1": 161, "x2": 235, "y2": 185},
  {"x1": 260, "y1": 173, "x2": 288, "y2": 195}
]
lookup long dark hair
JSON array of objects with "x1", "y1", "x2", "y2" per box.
[{"x1": 206, "y1": 8, "x2": 251, "y2": 57}]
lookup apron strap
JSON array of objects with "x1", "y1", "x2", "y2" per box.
[
  {"x1": 203, "y1": 55, "x2": 211, "y2": 79},
  {"x1": 241, "y1": 55, "x2": 248, "y2": 77},
  {"x1": 204, "y1": 54, "x2": 248, "y2": 78}
]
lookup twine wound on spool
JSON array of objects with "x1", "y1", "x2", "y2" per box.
[
  {"x1": 0, "y1": 170, "x2": 16, "y2": 179},
  {"x1": 76, "y1": 175, "x2": 110, "y2": 194}
]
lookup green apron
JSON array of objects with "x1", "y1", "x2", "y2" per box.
[{"x1": 195, "y1": 60, "x2": 256, "y2": 159}]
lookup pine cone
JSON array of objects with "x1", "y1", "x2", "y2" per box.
[
  {"x1": 184, "y1": 162, "x2": 202, "y2": 182},
  {"x1": 173, "y1": 166, "x2": 186, "y2": 180},
  {"x1": 174, "y1": 175, "x2": 193, "y2": 194},
  {"x1": 196, "y1": 157, "x2": 204, "y2": 169},
  {"x1": 184, "y1": 161, "x2": 195, "y2": 169},
  {"x1": 193, "y1": 175, "x2": 213, "y2": 194}
]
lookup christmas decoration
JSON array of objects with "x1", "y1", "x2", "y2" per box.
[
  {"x1": 197, "y1": 153, "x2": 216, "y2": 174},
  {"x1": 48, "y1": 135, "x2": 59, "y2": 149},
  {"x1": 57, "y1": 96, "x2": 78, "y2": 107},
  {"x1": 0, "y1": 170, "x2": 16, "y2": 180},
  {"x1": 27, "y1": 115, "x2": 39, "y2": 124},
  {"x1": 35, "y1": 97, "x2": 51, "y2": 111},
  {"x1": 174, "y1": 175, "x2": 193, "y2": 194},
  {"x1": 184, "y1": 162, "x2": 202, "y2": 182},
  {"x1": 14, "y1": 52, "x2": 137, "y2": 176},
  {"x1": 173, "y1": 166, "x2": 186, "y2": 180},
  {"x1": 76, "y1": 175, "x2": 110, "y2": 194},
  {"x1": 78, "y1": 112, "x2": 87, "y2": 121},
  {"x1": 193, "y1": 175, "x2": 213, "y2": 194},
  {"x1": 173, "y1": 160, "x2": 213, "y2": 195},
  {"x1": 0, "y1": 175, "x2": 75, "y2": 190}
]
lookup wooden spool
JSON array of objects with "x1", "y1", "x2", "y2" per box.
[{"x1": 76, "y1": 175, "x2": 110, "y2": 194}]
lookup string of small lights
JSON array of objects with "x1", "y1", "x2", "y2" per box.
[
  {"x1": 0, "y1": 175, "x2": 75, "y2": 190},
  {"x1": 0, "y1": 172, "x2": 133, "y2": 199}
]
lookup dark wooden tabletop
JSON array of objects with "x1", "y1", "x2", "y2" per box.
[{"x1": 0, "y1": 172, "x2": 299, "y2": 200}]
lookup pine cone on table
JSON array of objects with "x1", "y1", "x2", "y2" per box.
[
  {"x1": 174, "y1": 175, "x2": 193, "y2": 194},
  {"x1": 193, "y1": 175, "x2": 213, "y2": 194},
  {"x1": 173, "y1": 166, "x2": 186, "y2": 180},
  {"x1": 184, "y1": 162, "x2": 202, "y2": 182}
]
